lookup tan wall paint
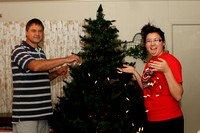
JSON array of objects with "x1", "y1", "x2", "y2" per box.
[{"x1": 1, "y1": 1, "x2": 200, "y2": 133}]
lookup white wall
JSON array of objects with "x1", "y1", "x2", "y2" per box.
[
  {"x1": 0, "y1": 1, "x2": 171, "y2": 45},
  {"x1": 1, "y1": 1, "x2": 199, "y2": 49},
  {"x1": 173, "y1": 23, "x2": 200, "y2": 133},
  {"x1": 1, "y1": 0, "x2": 200, "y2": 70},
  {"x1": 1, "y1": 1, "x2": 200, "y2": 133}
]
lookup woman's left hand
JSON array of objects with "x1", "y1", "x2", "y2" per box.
[{"x1": 148, "y1": 58, "x2": 170, "y2": 73}]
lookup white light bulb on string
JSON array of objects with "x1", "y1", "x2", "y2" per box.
[
  {"x1": 126, "y1": 97, "x2": 130, "y2": 101},
  {"x1": 63, "y1": 70, "x2": 73, "y2": 83},
  {"x1": 63, "y1": 75, "x2": 73, "y2": 83},
  {"x1": 117, "y1": 71, "x2": 122, "y2": 74},
  {"x1": 88, "y1": 73, "x2": 91, "y2": 77},
  {"x1": 70, "y1": 61, "x2": 77, "y2": 67},
  {"x1": 63, "y1": 57, "x2": 81, "y2": 83},
  {"x1": 132, "y1": 123, "x2": 134, "y2": 127},
  {"x1": 70, "y1": 57, "x2": 82, "y2": 67},
  {"x1": 138, "y1": 127, "x2": 141, "y2": 132}
]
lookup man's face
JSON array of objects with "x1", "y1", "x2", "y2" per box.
[{"x1": 26, "y1": 23, "x2": 44, "y2": 45}]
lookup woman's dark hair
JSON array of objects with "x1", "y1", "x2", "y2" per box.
[
  {"x1": 26, "y1": 18, "x2": 44, "y2": 32},
  {"x1": 141, "y1": 23, "x2": 165, "y2": 45}
]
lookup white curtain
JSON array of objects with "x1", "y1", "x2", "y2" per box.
[{"x1": 0, "y1": 20, "x2": 84, "y2": 113}]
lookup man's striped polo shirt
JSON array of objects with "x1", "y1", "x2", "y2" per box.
[{"x1": 11, "y1": 41, "x2": 53, "y2": 123}]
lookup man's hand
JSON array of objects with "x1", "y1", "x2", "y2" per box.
[
  {"x1": 65, "y1": 54, "x2": 80, "y2": 64},
  {"x1": 57, "y1": 65, "x2": 69, "y2": 76}
]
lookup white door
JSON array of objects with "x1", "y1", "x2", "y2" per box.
[{"x1": 173, "y1": 24, "x2": 200, "y2": 133}]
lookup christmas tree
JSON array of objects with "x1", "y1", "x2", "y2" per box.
[{"x1": 50, "y1": 4, "x2": 146, "y2": 133}]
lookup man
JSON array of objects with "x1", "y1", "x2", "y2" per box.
[{"x1": 11, "y1": 18, "x2": 80, "y2": 133}]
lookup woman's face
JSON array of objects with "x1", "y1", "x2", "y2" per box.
[{"x1": 145, "y1": 32, "x2": 165, "y2": 58}]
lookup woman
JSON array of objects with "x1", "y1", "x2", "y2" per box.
[{"x1": 117, "y1": 23, "x2": 184, "y2": 133}]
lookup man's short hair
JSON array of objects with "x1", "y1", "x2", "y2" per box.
[{"x1": 26, "y1": 18, "x2": 44, "y2": 31}]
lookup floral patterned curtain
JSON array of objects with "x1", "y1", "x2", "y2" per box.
[{"x1": 0, "y1": 20, "x2": 84, "y2": 113}]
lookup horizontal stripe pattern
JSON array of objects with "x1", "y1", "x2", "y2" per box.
[{"x1": 11, "y1": 41, "x2": 53, "y2": 123}]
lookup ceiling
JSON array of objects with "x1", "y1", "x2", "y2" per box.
[
  {"x1": 0, "y1": 0, "x2": 143, "y2": 1},
  {"x1": 1, "y1": 0, "x2": 199, "y2": 2},
  {"x1": 0, "y1": 0, "x2": 75, "y2": 1}
]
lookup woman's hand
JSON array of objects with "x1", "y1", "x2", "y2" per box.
[
  {"x1": 117, "y1": 64, "x2": 143, "y2": 90},
  {"x1": 148, "y1": 58, "x2": 170, "y2": 73},
  {"x1": 117, "y1": 64, "x2": 136, "y2": 74}
]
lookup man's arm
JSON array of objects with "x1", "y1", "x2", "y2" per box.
[
  {"x1": 27, "y1": 54, "x2": 80, "y2": 72},
  {"x1": 49, "y1": 65, "x2": 69, "y2": 81}
]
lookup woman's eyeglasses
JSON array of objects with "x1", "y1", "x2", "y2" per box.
[{"x1": 146, "y1": 38, "x2": 162, "y2": 44}]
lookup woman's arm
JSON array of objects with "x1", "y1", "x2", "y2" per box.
[{"x1": 148, "y1": 58, "x2": 183, "y2": 101}]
